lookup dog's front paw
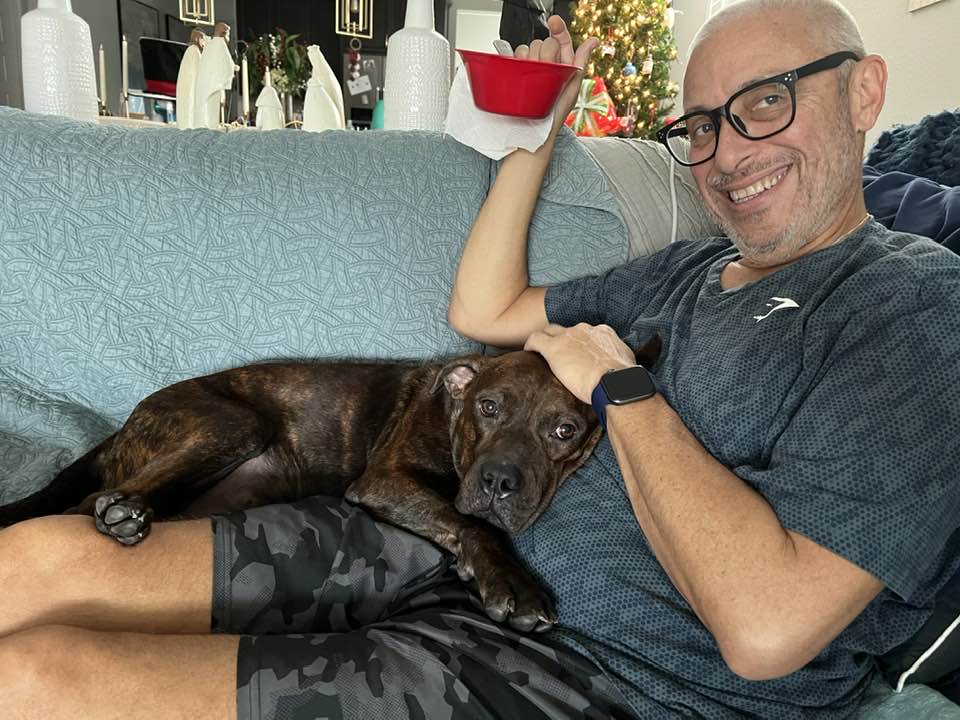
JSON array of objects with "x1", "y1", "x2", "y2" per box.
[
  {"x1": 478, "y1": 566, "x2": 557, "y2": 633},
  {"x1": 459, "y1": 540, "x2": 557, "y2": 633},
  {"x1": 94, "y1": 492, "x2": 153, "y2": 546}
]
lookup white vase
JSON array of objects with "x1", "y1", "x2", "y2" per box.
[
  {"x1": 21, "y1": 0, "x2": 98, "y2": 122},
  {"x1": 384, "y1": 0, "x2": 450, "y2": 131}
]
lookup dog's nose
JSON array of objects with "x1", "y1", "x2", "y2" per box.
[{"x1": 480, "y1": 462, "x2": 523, "y2": 498}]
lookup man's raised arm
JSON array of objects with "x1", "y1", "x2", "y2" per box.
[{"x1": 447, "y1": 18, "x2": 597, "y2": 348}]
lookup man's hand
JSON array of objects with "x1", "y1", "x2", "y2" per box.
[
  {"x1": 524, "y1": 323, "x2": 635, "y2": 403},
  {"x1": 514, "y1": 16, "x2": 598, "y2": 129}
]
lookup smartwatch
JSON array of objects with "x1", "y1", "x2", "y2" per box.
[{"x1": 590, "y1": 365, "x2": 657, "y2": 431}]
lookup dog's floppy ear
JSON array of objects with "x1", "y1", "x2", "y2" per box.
[
  {"x1": 431, "y1": 356, "x2": 484, "y2": 399},
  {"x1": 634, "y1": 334, "x2": 662, "y2": 369}
]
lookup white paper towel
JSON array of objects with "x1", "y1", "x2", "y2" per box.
[{"x1": 443, "y1": 66, "x2": 553, "y2": 160}]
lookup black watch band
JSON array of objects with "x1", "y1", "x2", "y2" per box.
[{"x1": 590, "y1": 365, "x2": 657, "y2": 430}]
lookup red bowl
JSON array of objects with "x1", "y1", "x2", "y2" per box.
[{"x1": 456, "y1": 49, "x2": 580, "y2": 119}]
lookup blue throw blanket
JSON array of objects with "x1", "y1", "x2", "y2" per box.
[{"x1": 866, "y1": 109, "x2": 960, "y2": 187}]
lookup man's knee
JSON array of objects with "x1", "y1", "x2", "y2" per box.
[{"x1": 0, "y1": 625, "x2": 89, "y2": 713}]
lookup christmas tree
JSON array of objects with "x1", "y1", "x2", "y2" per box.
[{"x1": 568, "y1": 0, "x2": 680, "y2": 139}]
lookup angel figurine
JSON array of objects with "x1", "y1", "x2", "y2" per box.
[
  {"x1": 194, "y1": 22, "x2": 234, "y2": 129},
  {"x1": 302, "y1": 45, "x2": 345, "y2": 133},
  {"x1": 255, "y1": 68, "x2": 284, "y2": 130},
  {"x1": 175, "y1": 29, "x2": 206, "y2": 129}
]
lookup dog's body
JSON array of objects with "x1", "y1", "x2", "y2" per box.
[{"x1": 0, "y1": 350, "x2": 609, "y2": 631}]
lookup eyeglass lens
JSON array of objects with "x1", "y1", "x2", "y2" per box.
[{"x1": 665, "y1": 80, "x2": 794, "y2": 165}]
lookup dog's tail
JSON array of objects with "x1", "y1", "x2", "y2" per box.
[{"x1": 0, "y1": 435, "x2": 112, "y2": 526}]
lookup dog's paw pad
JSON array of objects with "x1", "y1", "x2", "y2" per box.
[{"x1": 94, "y1": 492, "x2": 153, "y2": 545}]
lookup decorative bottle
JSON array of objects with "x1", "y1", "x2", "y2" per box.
[
  {"x1": 21, "y1": 0, "x2": 98, "y2": 122},
  {"x1": 384, "y1": 0, "x2": 450, "y2": 131}
]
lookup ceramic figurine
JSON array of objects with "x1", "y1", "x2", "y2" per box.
[
  {"x1": 255, "y1": 69, "x2": 284, "y2": 130},
  {"x1": 303, "y1": 45, "x2": 344, "y2": 130},
  {"x1": 194, "y1": 22, "x2": 234, "y2": 129},
  {"x1": 175, "y1": 29, "x2": 206, "y2": 129}
]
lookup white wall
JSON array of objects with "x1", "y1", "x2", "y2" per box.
[
  {"x1": 841, "y1": 0, "x2": 959, "y2": 144},
  {"x1": 669, "y1": 0, "x2": 960, "y2": 146}
]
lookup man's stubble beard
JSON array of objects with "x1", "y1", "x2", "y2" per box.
[{"x1": 707, "y1": 110, "x2": 862, "y2": 268}]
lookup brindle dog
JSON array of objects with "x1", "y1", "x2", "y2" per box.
[{"x1": 0, "y1": 340, "x2": 660, "y2": 631}]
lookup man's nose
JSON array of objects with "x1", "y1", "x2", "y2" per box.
[{"x1": 711, "y1": 116, "x2": 760, "y2": 174}]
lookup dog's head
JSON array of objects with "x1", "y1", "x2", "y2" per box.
[{"x1": 432, "y1": 350, "x2": 602, "y2": 535}]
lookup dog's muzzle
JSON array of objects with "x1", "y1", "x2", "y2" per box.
[{"x1": 479, "y1": 461, "x2": 522, "y2": 498}]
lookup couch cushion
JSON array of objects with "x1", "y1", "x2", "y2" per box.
[{"x1": 879, "y1": 544, "x2": 960, "y2": 695}]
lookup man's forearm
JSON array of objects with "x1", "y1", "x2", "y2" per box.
[
  {"x1": 447, "y1": 132, "x2": 557, "y2": 347},
  {"x1": 605, "y1": 398, "x2": 881, "y2": 679}
]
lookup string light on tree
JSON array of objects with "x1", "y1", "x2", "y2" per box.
[{"x1": 568, "y1": 0, "x2": 679, "y2": 139}]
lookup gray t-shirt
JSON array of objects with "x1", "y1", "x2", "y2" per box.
[{"x1": 513, "y1": 221, "x2": 960, "y2": 718}]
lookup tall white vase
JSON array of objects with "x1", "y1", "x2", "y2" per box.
[
  {"x1": 384, "y1": 0, "x2": 450, "y2": 131},
  {"x1": 21, "y1": 0, "x2": 98, "y2": 122}
]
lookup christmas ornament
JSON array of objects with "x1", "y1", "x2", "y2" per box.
[
  {"x1": 641, "y1": 55, "x2": 654, "y2": 75},
  {"x1": 601, "y1": 28, "x2": 616, "y2": 58},
  {"x1": 622, "y1": 60, "x2": 637, "y2": 77},
  {"x1": 619, "y1": 98, "x2": 637, "y2": 136},
  {"x1": 564, "y1": 76, "x2": 621, "y2": 137}
]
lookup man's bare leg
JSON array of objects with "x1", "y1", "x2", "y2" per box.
[
  {"x1": 0, "y1": 515, "x2": 213, "y2": 637},
  {"x1": 1, "y1": 624, "x2": 238, "y2": 720}
]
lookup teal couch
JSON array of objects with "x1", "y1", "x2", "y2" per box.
[{"x1": 0, "y1": 105, "x2": 956, "y2": 719}]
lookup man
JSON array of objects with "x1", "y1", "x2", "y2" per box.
[
  {"x1": 0, "y1": 3, "x2": 956, "y2": 720},
  {"x1": 449, "y1": 0, "x2": 960, "y2": 715}
]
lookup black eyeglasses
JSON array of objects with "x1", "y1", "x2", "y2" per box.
[{"x1": 656, "y1": 51, "x2": 861, "y2": 167}]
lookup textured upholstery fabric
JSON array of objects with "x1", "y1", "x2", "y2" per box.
[
  {"x1": 579, "y1": 137, "x2": 720, "y2": 258},
  {"x1": 0, "y1": 107, "x2": 625, "y2": 499}
]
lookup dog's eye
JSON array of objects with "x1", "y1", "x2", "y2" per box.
[
  {"x1": 554, "y1": 423, "x2": 577, "y2": 440},
  {"x1": 479, "y1": 399, "x2": 498, "y2": 417}
]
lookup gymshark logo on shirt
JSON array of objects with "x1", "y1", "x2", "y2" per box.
[{"x1": 753, "y1": 297, "x2": 800, "y2": 322}]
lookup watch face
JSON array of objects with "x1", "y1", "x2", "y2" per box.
[{"x1": 601, "y1": 366, "x2": 656, "y2": 404}]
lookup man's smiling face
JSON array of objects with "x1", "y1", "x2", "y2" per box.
[{"x1": 683, "y1": 7, "x2": 863, "y2": 267}]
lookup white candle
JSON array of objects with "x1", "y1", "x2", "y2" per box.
[
  {"x1": 241, "y1": 55, "x2": 250, "y2": 117},
  {"x1": 98, "y1": 44, "x2": 106, "y2": 106},
  {"x1": 121, "y1": 36, "x2": 128, "y2": 96}
]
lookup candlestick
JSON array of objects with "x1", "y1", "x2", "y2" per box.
[
  {"x1": 98, "y1": 44, "x2": 106, "y2": 107},
  {"x1": 241, "y1": 55, "x2": 250, "y2": 119},
  {"x1": 121, "y1": 35, "x2": 128, "y2": 97}
]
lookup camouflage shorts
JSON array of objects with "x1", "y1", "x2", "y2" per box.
[{"x1": 211, "y1": 496, "x2": 636, "y2": 720}]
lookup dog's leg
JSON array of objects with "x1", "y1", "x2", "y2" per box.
[
  {"x1": 72, "y1": 402, "x2": 272, "y2": 546},
  {"x1": 346, "y1": 472, "x2": 556, "y2": 632}
]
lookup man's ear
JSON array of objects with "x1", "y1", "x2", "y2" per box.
[
  {"x1": 847, "y1": 54, "x2": 887, "y2": 135},
  {"x1": 430, "y1": 357, "x2": 483, "y2": 399}
]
